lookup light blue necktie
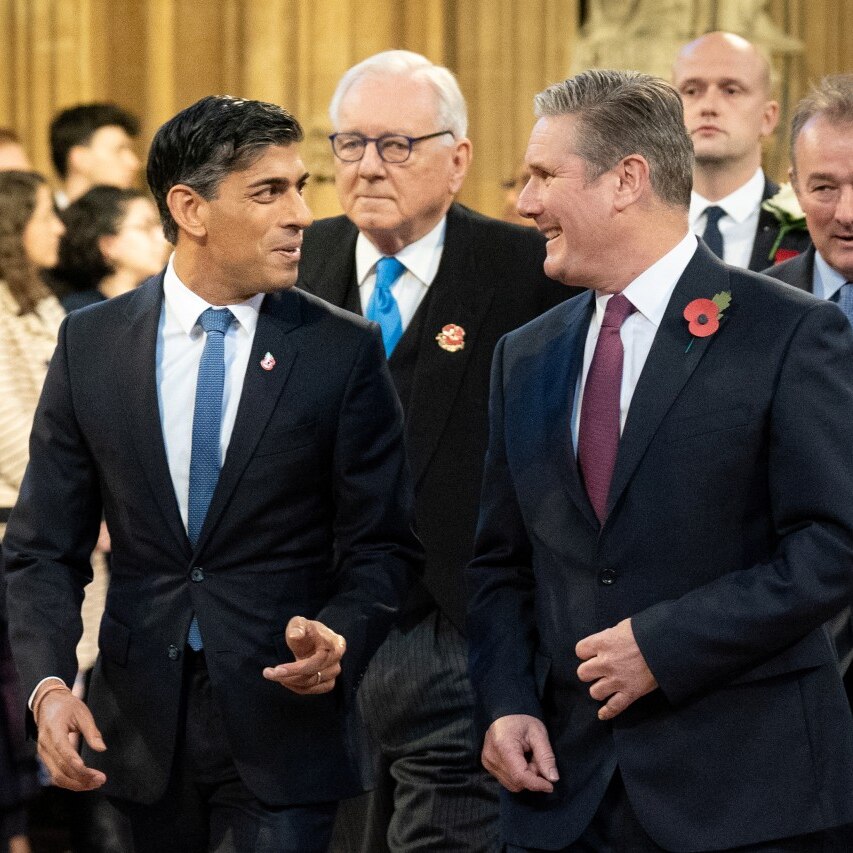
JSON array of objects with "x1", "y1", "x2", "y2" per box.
[
  {"x1": 702, "y1": 205, "x2": 726, "y2": 259},
  {"x1": 186, "y1": 307, "x2": 234, "y2": 651},
  {"x1": 366, "y1": 256, "x2": 406, "y2": 357},
  {"x1": 834, "y1": 282, "x2": 853, "y2": 327}
]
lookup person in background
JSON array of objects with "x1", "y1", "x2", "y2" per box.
[
  {"x1": 763, "y1": 74, "x2": 853, "y2": 704},
  {"x1": 49, "y1": 103, "x2": 141, "y2": 209},
  {"x1": 0, "y1": 132, "x2": 31, "y2": 172},
  {"x1": 673, "y1": 31, "x2": 811, "y2": 269},
  {"x1": 298, "y1": 49, "x2": 575, "y2": 853},
  {"x1": 0, "y1": 170, "x2": 66, "y2": 853},
  {"x1": 52, "y1": 185, "x2": 169, "y2": 310}
]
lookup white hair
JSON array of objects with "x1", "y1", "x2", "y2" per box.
[{"x1": 329, "y1": 50, "x2": 468, "y2": 139}]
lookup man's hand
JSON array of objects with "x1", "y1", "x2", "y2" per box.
[
  {"x1": 576, "y1": 617, "x2": 658, "y2": 721},
  {"x1": 482, "y1": 714, "x2": 559, "y2": 793},
  {"x1": 35, "y1": 687, "x2": 107, "y2": 791},
  {"x1": 262, "y1": 616, "x2": 346, "y2": 695}
]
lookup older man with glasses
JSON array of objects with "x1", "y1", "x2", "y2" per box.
[{"x1": 297, "y1": 50, "x2": 577, "y2": 853}]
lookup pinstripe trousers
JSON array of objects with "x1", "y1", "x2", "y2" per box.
[{"x1": 329, "y1": 607, "x2": 500, "y2": 852}]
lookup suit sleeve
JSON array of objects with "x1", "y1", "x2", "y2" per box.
[
  {"x1": 315, "y1": 324, "x2": 423, "y2": 695},
  {"x1": 3, "y1": 316, "x2": 102, "y2": 700},
  {"x1": 466, "y1": 335, "x2": 543, "y2": 732},
  {"x1": 632, "y1": 301, "x2": 853, "y2": 704}
]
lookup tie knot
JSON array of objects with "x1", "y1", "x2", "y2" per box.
[
  {"x1": 198, "y1": 307, "x2": 235, "y2": 336},
  {"x1": 375, "y1": 256, "x2": 406, "y2": 292},
  {"x1": 601, "y1": 293, "x2": 635, "y2": 329},
  {"x1": 704, "y1": 205, "x2": 726, "y2": 226}
]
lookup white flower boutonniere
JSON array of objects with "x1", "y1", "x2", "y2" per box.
[{"x1": 761, "y1": 183, "x2": 808, "y2": 262}]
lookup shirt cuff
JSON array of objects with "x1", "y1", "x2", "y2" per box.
[{"x1": 28, "y1": 677, "x2": 68, "y2": 711}]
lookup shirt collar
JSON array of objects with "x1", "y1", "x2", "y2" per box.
[
  {"x1": 594, "y1": 232, "x2": 698, "y2": 328},
  {"x1": 355, "y1": 215, "x2": 447, "y2": 287},
  {"x1": 689, "y1": 167, "x2": 765, "y2": 226},
  {"x1": 162, "y1": 254, "x2": 264, "y2": 337},
  {"x1": 814, "y1": 250, "x2": 849, "y2": 300}
]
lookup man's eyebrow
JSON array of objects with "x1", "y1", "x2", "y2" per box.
[{"x1": 246, "y1": 172, "x2": 311, "y2": 189}]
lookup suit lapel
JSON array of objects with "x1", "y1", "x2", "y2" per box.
[
  {"x1": 549, "y1": 292, "x2": 599, "y2": 529},
  {"x1": 302, "y1": 219, "x2": 360, "y2": 311},
  {"x1": 606, "y1": 245, "x2": 731, "y2": 522},
  {"x1": 748, "y1": 179, "x2": 780, "y2": 271},
  {"x1": 114, "y1": 276, "x2": 192, "y2": 557},
  {"x1": 403, "y1": 205, "x2": 497, "y2": 484},
  {"x1": 192, "y1": 290, "x2": 301, "y2": 554}
]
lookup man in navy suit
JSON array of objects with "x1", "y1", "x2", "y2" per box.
[
  {"x1": 467, "y1": 69, "x2": 853, "y2": 851},
  {"x1": 673, "y1": 32, "x2": 810, "y2": 270},
  {"x1": 3, "y1": 95, "x2": 421, "y2": 853}
]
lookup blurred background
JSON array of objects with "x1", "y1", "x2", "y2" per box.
[{"x1": 0, "y1": 0, "x2": 850, "y2": 223}]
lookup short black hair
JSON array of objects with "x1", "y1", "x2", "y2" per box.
[
  {"x1": 50, "y1": 103, "x2": 140, "y2": 179},
  {"x1": 146, "y1": 95, "x2": 304, "y2": 244},
  {"x1": 53, "y1": 185, "x2": 146, "y2": 291}
]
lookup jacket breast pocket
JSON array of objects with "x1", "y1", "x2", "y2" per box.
[
  {"x1": 253, "y1": 420, "x2": 318, "y2": 458},
  {"x1": 98, "y1": 612, "x2": 131, "y2": 667},
  {"x1": 663, "y1": 405, "x2": 756, "y2": 445}
]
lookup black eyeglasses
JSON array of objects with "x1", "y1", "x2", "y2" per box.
[{"x1": 329, "y1": 130, "x2": 454, "y2": 163}]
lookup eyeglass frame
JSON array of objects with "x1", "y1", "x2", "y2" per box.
[{"x1": 328, "y1": 129, "x2": 455, "y2": 163}]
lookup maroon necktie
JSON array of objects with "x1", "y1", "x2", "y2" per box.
[{"x1": 578, "y1": 293, "x2": 636, "y2": 524}]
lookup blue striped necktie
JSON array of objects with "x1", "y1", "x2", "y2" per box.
[
  {"x1": 834, "y1": 282, "x2": 853, "y2": 327},
  {"x1": 186, "y1": 307, "x2": 234, "y2": 651},
  {"x1": 366, "y1": 256, "x2": 406, "y2": 357}
]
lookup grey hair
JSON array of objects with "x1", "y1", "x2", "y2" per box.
[
  {"x1": 329, "y1": 50, "x2": 468, "y2": 140},
  {"x1": 790, "y1": 74, "x2": 853, "y2": 175},
  {"x1": 534, "y1": 69, "x2": 694, "y2": 209}
]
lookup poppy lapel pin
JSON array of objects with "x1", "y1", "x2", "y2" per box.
[{"x1": 436, "y1": 323, "x2": 465, "y2": 352}]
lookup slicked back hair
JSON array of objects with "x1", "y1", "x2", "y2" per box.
[
  {"x1": 146, "y1": 95, "x2": 303, "y2": 244},
  {"x1": 534, "y1": 69, "x2": 693, "y2": 209}
]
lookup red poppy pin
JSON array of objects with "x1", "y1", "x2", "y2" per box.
[
  {"x1": 683, "y1": 291, "x2": 731, "y2": 352},
  {"x1": 436, "y1": 323, "x2": 465, "y2": 352}
]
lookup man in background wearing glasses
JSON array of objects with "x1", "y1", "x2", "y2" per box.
[{"x1": 297, "y1": 50, "x2": 576, "y2": 853}]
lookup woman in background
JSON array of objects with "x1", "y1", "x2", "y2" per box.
[
  {"x1": 0, "y1": 169, "x2": 66, "y2": 853},
  {"x1": 52, "y1": 184, "x2": 168, "y2": 312}
]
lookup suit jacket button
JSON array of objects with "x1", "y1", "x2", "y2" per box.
[
  {"x1": 190, "y1": 567, "x2": 205, "y2": 582},
  {"x1": 599, "y1": 569, "x2": 616, "y2": 585},
  {"x1": 167, "y1": 645, "x2": 181, "y2": 660}
]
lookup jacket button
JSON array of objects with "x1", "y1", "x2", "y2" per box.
[
  {"x1": 167, "y1": 645, "x2": 181, "y2": 661},
  {"x1": 599, "y1": 569, "x2": 616, "y2": 586},
  {"x1": 190, "y1": 567, "x2": 204, "y2": 582}
]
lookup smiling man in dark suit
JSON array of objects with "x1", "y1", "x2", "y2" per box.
[
  {"x1": 3, "y1": 95, "x2": 421, "y2": 853},
  {"x1": 297, "y1": 50, "x2": 573, "y2": 853},
  {"x1": 673, "y1": 32, "x2": 811, "y2": 270},
  {"x1": 467, "y1": 69, "x2": 853, "y2": 852}
]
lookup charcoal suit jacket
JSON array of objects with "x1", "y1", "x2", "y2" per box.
[
  {"x1": 467, "y1": 243, "x2": 853, "y2": 851},
  {"x1": 3, "y1": 274, "x2": 422, "y2": 806}
]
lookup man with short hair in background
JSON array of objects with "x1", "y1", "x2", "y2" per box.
[
  {"x1": 49, "y1": 103, "x2": 141, "y2": 208},
  {"x1": 467, "y1": 68, "x2": 853, "y2": 852},
  {"x1": 298, "y1": 49, "x2": 574, "y2": 853},
  {"x1": 673, "y1": 31, "x2": 810, "y2": 269},
  {"x1": 764, "y1": 74, "x2": 853, "y2": 702}
]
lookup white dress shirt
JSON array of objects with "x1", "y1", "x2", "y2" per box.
[
  {"x1": 30, "y1": 257, "x2": 265, "y2": 708},
  {"x1": 813, "y1": 250, "x2": 848, "y2": 300},
  {"x1": 571, "y1": 232, "x2": 699, "y2": 453},
  {"x1": 356, "y1": 216, "x2": 447, "y2": 329},
  {"x1": 690, "y1": 168, "x2": 765, "y2": 269}
]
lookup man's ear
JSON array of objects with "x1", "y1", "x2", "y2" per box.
[
  {"x1": 612, "y1": 154, "x2": 649, "y2": 212},
  {"x1": 760, "y1": 100, "x2": 780, "y2": 139},
  {"x1": 448, "y1": 138, "x2": 473, "y2": 195},
  {"x1": 67, "y1": 144, "x2": 91, "y2": 179},
  {"x1": 167, "y1": 185, "x2": 207, "y2": 239}
]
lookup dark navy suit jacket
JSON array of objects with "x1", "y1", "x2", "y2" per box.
[
  {"x1": 3, "y1": 274, "x2": 422, "y2": 806},
  {"x1": 467, "y1": 244, "x2": 853, "y2": 851}
]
